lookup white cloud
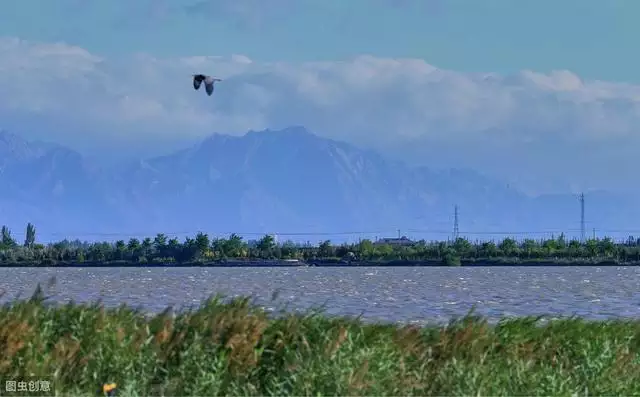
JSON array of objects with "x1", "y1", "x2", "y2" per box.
[{"x1": 1, "y1": 36, "x2": 640, "y2": 195}]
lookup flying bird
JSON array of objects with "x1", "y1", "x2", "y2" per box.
[{"x1": 192, "y1": 74, "x2": 222, "y2": 96}]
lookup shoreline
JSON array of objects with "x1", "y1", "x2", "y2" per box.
[{"x1": 1, "y1": 258, "x2": 637, "y2": 267}]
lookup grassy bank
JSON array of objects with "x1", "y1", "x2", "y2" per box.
[{"x1": 1, "y1": 287, "x2": 639, "y2": 396}]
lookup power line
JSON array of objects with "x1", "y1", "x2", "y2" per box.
[
  {"x1": 3, "y1": 230, "x2": 403, "y2": 238},
  {"x1": 4, "y1": 227, "x2": 640, "y2": 240},
  {"x1": 8, "y1": 229, "x2": 640, "y2": 237}
]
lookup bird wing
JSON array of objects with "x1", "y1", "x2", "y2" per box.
[
  {"x1": 205, "y1": 81, "x2": 214, "y2": 96},
  {"x1": 193, "y1": 75, "x2": 202, "y2": 90}
]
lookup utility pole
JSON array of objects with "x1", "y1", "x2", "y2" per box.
[
  {"x1": 579, "y1": 193, "x2": 585, "y2": 243},
  {"x1": 397, "y1": 229, "x2": 401, "y2": 238},
  {"x1": 453, "y1": 204, "x2": 459, "y2": 241}
]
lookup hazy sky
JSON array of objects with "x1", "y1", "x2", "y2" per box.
[
  {"x1": 2, "y1": 0, "x2": 638, "y2": 81},
  {"x1": 1, "y1": 0, "x2": 639, "y2": 195}
]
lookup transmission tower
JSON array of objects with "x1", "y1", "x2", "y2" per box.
[
  {"x1": 579, "y1": 193, "x2": 585, "y2": 242},
  {"x1": 453, "y1": 204, "x2": 459, "y2": 240}
]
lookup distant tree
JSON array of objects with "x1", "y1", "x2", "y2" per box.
[
  {"x1": 334, "y1": 244, "x2": 351, "y2": 258},
  {"x1": 127, "y1": 238, "x2": 141, "y2": 261},
  {"x1": 556, "y1": 233, "x2": 567, "y2": 249},
  {"x1": 374, "y1": 244, "x2": 394, "y2": 259},
  {"x1": 141, "y1": 238, "x2": 153, "y2": 257},
  {"x1": 211, "y1": 238, "x2": 226, "y2": 258},
  {"x1": 318, "y1": 240, "x2": 334, "y2": 257},
  {"x1": 88, "y1": 242, "x2": 109, "y2": 261},
  {"x1": 453, "y1": 237, "x2": 473, "y2": 258},
  {"x1": 542, "y1": 238, "x2": 557, "y2": 256},
  {"x1": 167, "y1": 238, "x2": 181, "y2": 258},
  {"x1": 627, "y1": 236, "x2": 636, "y2": 247},
  {"x1": 356, "y1": 239, "x2": 374, "y2": 259},
  {"x1": 114, "y1": 240, "x2": 126, "y2": 260},
  {"x1": 443, "y1": 249, "x2": 461, "y2": 266},
  {"x1": 521, "y1": 239, "x2": 537, "y2": 258},
  {"x1": 1, "y1": 225, "x2": 640, "y2": 266},
  {"x1": 224, "y1": 233, "x2": 245, "y2": 257},
  {"x1": 498, "y1": 238, "x2": 518, "y2": 256},
  {"x1": 480, "y1": 241, "x2": 498, "y2": 258},
  {"x1": 24, "y1": 223, "x2": 36, "y2": 248},
  {"x1": 585, "y1": 239, "x2": 598, "y2": 257},
  {"x1": 280, "y1": 240, "x2": 300, "y2": 259},
  {"x1": 567, "y1": 239, "x2": 582, "y2": 252},
  {"x1": 598, "y1": 237, "x2": 615, "y2": 257},
  {"x1": 127, "y1": 238, "x2": 140, "y2": 252},
  {"x1": 153, "y1": 233, "x2": 168, "y2": 256},
  {"x1": 257, "y1": 234, "x2": 276, "y2": 258},
  {"x1": 194, "y1": 232, "x2": 210, "y2": 258},
  {"x1": 1, "y1": 226, "x2": 17, "y2": 248}
]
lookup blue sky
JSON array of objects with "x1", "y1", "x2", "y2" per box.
[
  {"x1": 2, "y1": 0, "x2": 638, "y2": 82},
  {"x1": 1, "y1": 0, "x2": 640, "y2": 196}
]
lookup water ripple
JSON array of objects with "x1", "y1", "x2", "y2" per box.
[{"x1": 0, "y1": 266, "x2": 639, "y2": 324}]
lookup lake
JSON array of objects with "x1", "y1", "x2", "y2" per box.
[{"x1": 0, "y1": 266, "x2": 638, "y2": 324}]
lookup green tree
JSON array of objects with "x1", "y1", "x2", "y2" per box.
[
  {"x1": 498, "y1": 238, "x2": 518, "y2": 256},
  {"x1": 567, "y1": 239, "x2": 582, "y2": 257},
  {"x1": 224, "y1": 233, "x2": 245, "y2": 257},
  {"x1": 127, "y1": 238, "x2": 140, "y2": 252},
  {"x1": 114, "y1": 240, "x2": 126, "y2": 260},
  {"x1": 585, "y1": 239, "x2": 598, "y2": 257},
  {"x1": 167, "y1": 238, "x2": 180, "y2": 257},
  {"x1": 24, "y1": 222, "x2": 36, "y2": 247},
  {"x1": 141, "y1": 238, "x2": 153, "y2": 257},
  {"x1": 1, "y1": 226, "x2": 17, "y2": 248},
  {"x1": 257, "y1": 234, "x2": 276, "y2": 258},
  {"x1": 542, "y1": 238, "x2": 557, "y2": 256},
  {"x1": 335, "y1": 244, "x2": 352, "y2": 259},
  {"x1": 153, "y1": 233, "x2": 168, "y2": 256},
  {"x1": 374, "y1": 244, "x2": 394, "y2": 259},
  {"x1": 127, "y1": 238, "x2": 141, "y2": 261},
  {"x1": 556, "y1": 233, "x2": 567, "y2": 250},
  {"x1": 194, "y1": 232, "x2": 210, "y2": 258},
  {"x1": 211, "y1": 238, "x2": 226, "y2": 258},
  {"x1": 480, "y1": 241, "x2": 498, "y2": 257},
  {"x1": 279, "y1": 241, "x2": 296, "y2": 259},
  {"x1": 443, "y1": 249, "x2": 461, "y2": 266},
  {"x1": 356, "y1": 239, "x2": 374, "y2": 259},
  {"x1": 318, "y1": 240, "x2": 334, "y2": 258},
  {"x1": 453, "y1": 238, "x2": 472, "y2": 258},
  {"x1": 598, "y1": 237, "x2": 615, "y2": 257},
  {"x1": 521, "y1": 239, "x2": 537, "y2": 258}
]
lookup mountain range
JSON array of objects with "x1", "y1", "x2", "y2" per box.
[{"x1": 0, "y1": 126, "x2": 638, "y2": 242}]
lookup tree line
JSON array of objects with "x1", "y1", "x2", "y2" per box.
[{"x1": 1, "y1": 223, "x2": 640, "y2": 265}]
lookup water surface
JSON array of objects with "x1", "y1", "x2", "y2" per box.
[{"x1": 0, "y1": 266, "x2": 638, "y2": 324}]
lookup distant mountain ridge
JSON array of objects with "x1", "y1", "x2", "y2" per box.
[{"x1": 0, "y1": 126, "x2": 638, "y2": 241}]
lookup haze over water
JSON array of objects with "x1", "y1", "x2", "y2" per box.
[{"x1": 2, "y1": 266, "x2": 638, "y2": 324}]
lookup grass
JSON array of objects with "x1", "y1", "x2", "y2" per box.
[{"x1": 1, "y1": 283, "x2": 639, "y2": 396}]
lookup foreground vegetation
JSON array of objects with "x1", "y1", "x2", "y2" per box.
[
  {"x1": 2, "y1": 223, "x2": 640, "y2": 266},
  {"x1": 1, "y1": 285, "x2": 639, "y2": 396}
]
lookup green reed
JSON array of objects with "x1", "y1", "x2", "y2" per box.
[{"x1": 0, "y1": 281, "x2": 638, "y2": 396}]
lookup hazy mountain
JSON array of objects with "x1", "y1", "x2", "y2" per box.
[
  {"x1": 0, "y1": 127, "x2": 638, "y2": 242},
  {"x1": 114, "y1": 126, "x2": 528, "y2": 235},
  {"x1": 0, "y1": 130, "x2": 117, "y2": 234}
]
